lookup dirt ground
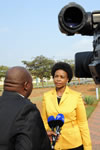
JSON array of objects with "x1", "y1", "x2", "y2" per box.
[{"x1": 29, "y1": 83, "x2": 98, "y2": 113}]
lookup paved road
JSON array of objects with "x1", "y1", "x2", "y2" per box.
[{"x1": 88, "y1": 101, "x2": 100, "y2": 150}]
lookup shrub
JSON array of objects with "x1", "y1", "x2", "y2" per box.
[{"x1": 84, "y1": 96, "x2": 96, "y2": 105}]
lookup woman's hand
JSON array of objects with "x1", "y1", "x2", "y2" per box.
[{"x1": 47, "y1": 130, "x2": 57, "y2": 142}]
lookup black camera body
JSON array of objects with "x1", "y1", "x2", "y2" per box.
[{"x1": 58, "y1": 2, "x2": 100, "y2": 84}]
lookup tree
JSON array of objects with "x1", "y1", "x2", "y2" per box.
[
  {"x1": 22, "y1": 55, "x2": 55, "y2": 87},
  {"x1": 63, "y1": 59, "x2": 75, "y2": 75},
  {"x1": 62, "y1": 59, "x2": 81, "y2": 84},
  {"x1": 0, "y1": 66, "x2": 9, "y2": 80}
]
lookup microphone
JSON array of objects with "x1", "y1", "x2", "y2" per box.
[
  {"x1": 48, "y1": 116, "x2": 56, "y2": 149},
  {"x1": 48, "y1": 116, "x2": 56, "y2": 131},
  {"x1": 48, "y1": 114, "x2": 64, "y2": 150},
  {"x1": 55, "y1": 114, "x2": 64, "y2": 135}
]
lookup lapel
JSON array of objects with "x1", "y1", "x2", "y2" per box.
[
  {"x1": 59, "y1": 86, "x2": 69, "y2": 105},
  {"x1": 51, "y1": 89, "x2": 59, "y2": 113},
  {"x1": 50, "y1": 86, "x2": 70, "y2": 112}
]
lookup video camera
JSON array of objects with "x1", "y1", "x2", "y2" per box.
[{"x1": 58, "y1": 2, "x2": 100, "y2": 84}]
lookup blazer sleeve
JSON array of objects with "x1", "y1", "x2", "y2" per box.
[
  {"x1": 76, "y1": 94, "x2": 92, "y2": 150},
  {"x1": 12, "y1": 103, "x2": 51, "y2": 150}
]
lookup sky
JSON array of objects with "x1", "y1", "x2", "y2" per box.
[{"x1": 0, "y1": 0, "x2": 100, "y2": 67}]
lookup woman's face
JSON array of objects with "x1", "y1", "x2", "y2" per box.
[{"x1": 53, "y1": 69, "x2": 69, "y2": 89}]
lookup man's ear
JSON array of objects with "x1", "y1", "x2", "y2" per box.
[{"x1": 24, "y1": 81, "x2": 28, "y2": 91}]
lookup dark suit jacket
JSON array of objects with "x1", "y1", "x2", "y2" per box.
[{"x1": 0, "y1": 91, "x2": 51, "y2": 150}]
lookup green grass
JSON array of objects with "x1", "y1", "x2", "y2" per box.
[
  {"x1": 84, "y1": 95, "x2": 99, "y2": 119},
  {"x1": 0, "y1": 85, "x2": 3, "y2": 90},
  {"x1": 0, "y1": 86, "x2": 3, "y2": 96},
  {"x1": 86, "y1": 105, "x2": 96, "y2": 119},
  {"x1": 33, "y1": 81, "x2": 54, "y2": 88}
]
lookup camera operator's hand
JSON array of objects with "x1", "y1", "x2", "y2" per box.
[{"x1": 47, "y1": 130, "x2": 57, "y2": 142}]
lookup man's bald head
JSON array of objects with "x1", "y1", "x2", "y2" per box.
[{"x1": 4, "y1": 66, "x2": 33, "y2": 98}]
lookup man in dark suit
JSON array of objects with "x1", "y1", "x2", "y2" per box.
[{"x1": 0, "y1": 66, "x2": 52, "y2": 150}]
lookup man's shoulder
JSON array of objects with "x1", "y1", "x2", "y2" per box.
[
  {"x1": 2, "y1": 91, "x2": 37, "y2": 111},
  {"x1": 24, "y1": 97, "x2": 37, "y2": 109},
  {"x1": 16, "y1": 95, "x2": 37, "y2": 111}
]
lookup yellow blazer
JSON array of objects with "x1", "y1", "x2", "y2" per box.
[{"x1": 42, "y1": 86, "x2": 92, "y2": 150}]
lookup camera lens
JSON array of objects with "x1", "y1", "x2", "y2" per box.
[{"x1": 63, "y1": 7, "x2": 83, "y2": 29}]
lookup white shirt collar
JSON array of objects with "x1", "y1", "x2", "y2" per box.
[{"x1": 17, "y1": 93, "x2": 25, "y2": 98}]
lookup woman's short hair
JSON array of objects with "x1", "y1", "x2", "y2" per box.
[{"x1": 51, "y1": 62, "x2": 73, "y2": 82}]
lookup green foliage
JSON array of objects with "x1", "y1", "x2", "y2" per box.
[
  {"x1": 22, "y1": 55, "x2": 55, "y2": 87},
  {"x1": 84, "y1": 95, "x2": 96, "y2": 105},
  {"x1": 62, "y1": 59, "x2": 75, "y2": 76},
  {"x1": 0, "y1": 66, "x2": 9, "y2": 79},
  {"x1": 63, "y1": 59, "x2": 74, "y2": 65}
]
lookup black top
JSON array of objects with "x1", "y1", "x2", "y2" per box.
[
  {"x1": 0, "y1": 91, "x2": 51, "y2": 150},
  {"x1": 57, "y1": 96, "x2": 61, "y2": 104}
]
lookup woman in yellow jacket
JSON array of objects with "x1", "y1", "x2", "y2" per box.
[{"x1": 42, "y1": 62, "x2": 92, "y2": 150}]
